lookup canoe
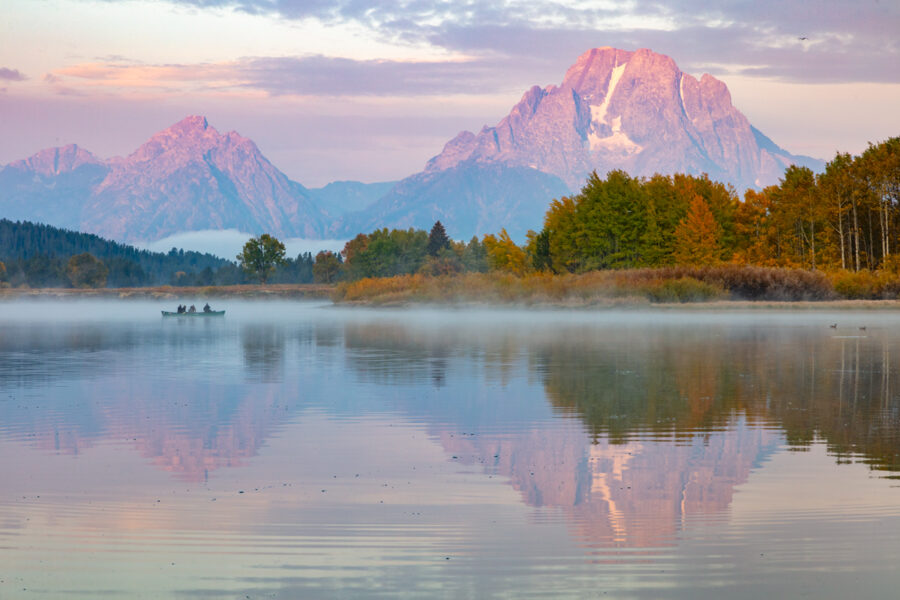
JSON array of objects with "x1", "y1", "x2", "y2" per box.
[{"x1": 161, "y1": 310, "x2": 225, "y2": 317}]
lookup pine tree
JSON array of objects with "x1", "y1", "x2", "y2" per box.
[{"x1": 426, "y1": 221, "x2": 451, "y2": 257}]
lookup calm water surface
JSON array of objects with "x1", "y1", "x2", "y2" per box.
[{"x1": 1, "y1": 300, "x2": 899, "y2": 599}]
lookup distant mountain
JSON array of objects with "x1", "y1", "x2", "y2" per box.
[
  {"x1": 425, "y1": 47, "x2": 824, "y2": 192},
  {"x1": 0, "y1": 117, "x2": 336, "y2": 243},
  {"x1": 0, "y1": 144, "x2": 108, "y2": 230},
  {"x1": 82, "y1": 116, "x2": 328, "y2": 242},
  {"x1": 0, "y1": 49, "x2": 826, "y2": 243},
  {"x1": 332, "y1": 47, "x2": 824, "y2": 241},
  {"x1": 308, "y1": 180, "x2": 398, "y2": 217},
  {"x1": 335, "y1": 163, "x2": 570, "y2": 241}
]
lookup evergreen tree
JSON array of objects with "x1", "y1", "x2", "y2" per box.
[
  {"x1": 527, "y1": 229, "x2": 554, "y2": 272},
  {"x1": 426, "y1": 221, "x2": 451, "y2": 257},
  {"x1": 461, "y1": 236, "x2": 489, "y2": 273}
]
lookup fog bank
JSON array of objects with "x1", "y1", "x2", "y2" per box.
[{"x1": 137, "y1": 229, "x2": 347, "y2": 260}]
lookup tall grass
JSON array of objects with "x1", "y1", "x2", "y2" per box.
[{"x1": 332, "y1": 266, "x2": 855, "y2": 305}]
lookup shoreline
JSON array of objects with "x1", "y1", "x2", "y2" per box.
[
  {"x1": 0, "y1": 284, "x2": 334, "y2": 301},
  {"x1": 4, "y1": 285, "x2": 900, "y2": 310}
]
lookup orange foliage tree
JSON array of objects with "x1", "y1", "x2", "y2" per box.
[{"x1": 673, "y1": 196, "x2": 723, "y2": 265}]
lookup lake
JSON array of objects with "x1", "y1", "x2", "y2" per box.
[{"x1": 1, "y1": 300, "x2": 899, "y2": 599}]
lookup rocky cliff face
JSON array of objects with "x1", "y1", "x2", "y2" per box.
[{"x1": 425, "y1": 47, "x2": 820, "y2": 192}]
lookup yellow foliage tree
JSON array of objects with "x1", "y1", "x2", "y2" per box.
[
  {"x1": 673, "y1": 196, "x2": 723, "y2": 266},
  {"x1": 482, "y1": 229, "x2": 530, "y2": 276}
]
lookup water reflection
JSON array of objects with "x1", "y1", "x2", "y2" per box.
[
  {"x1": 2, "y1": 304, "x2": 900, "y2": 597},
  {"x1": 241, "y1": 324, "x2": 287, "y2": 382}
]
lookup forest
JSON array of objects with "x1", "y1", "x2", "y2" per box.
[{"x1": 0, "y1": 219, "x2": 318, "y2": 288}]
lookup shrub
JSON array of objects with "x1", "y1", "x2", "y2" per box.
[
  {"x1": 829, "y1": 270, "x2": 900, "y2": 300},
  {"x1": 644, "y1": 277, "x2": 726, "y2": 303}
]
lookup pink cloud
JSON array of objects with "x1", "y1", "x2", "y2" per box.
[{"x1": 0, "y1": 67, "x2": 27, "y2": 81}]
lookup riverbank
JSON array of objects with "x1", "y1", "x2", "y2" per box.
[
  {"x1": 5, "y1": 266, "x2": 900, "y2": 310},
  {"x1": 333, "y1": 268, "x2": 829, "y2": 305},
  {"x1": 0, "y1": 283, "x2": 335, "y2": 301}
]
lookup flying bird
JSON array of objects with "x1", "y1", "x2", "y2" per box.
[{"x1": 798, "y1": 36, "x2": 809, "y2": 41}]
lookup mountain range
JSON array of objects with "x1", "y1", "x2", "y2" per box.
[{"x1": 0, "y1": 47, "x2": 823, "y2": 244}]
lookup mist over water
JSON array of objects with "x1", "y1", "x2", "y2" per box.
[{"x1": 2, "y1": 300, "x2": 899, "y2": 598}]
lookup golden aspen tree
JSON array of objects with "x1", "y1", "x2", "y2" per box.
[{"x1": 673, "y1": 196, "x2": 723, "y2": 265}]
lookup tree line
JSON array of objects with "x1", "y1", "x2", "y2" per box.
[
  {"x1": 0, "y1": 219, "x2": 322, "y2": 288},
  {"x1": 3, "y1": 136, "x2": 896, "y2": 289},
  {"x1": 329, "y1": 137, "x2": 897, "y2": 285},
  {"x1": 517, "y1": 137, "x2": 899, "y2": 275}
]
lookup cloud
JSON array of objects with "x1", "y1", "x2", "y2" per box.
[
  {"x1": 134, "y1": 0, "x2": 899, "y2": 84},
  {"x1": 0, "y1": 67, "x2": 27, "y2": 81},
  {"x1": 46, "y1": 54, "x2": 535, "y2": 97},
  {"x1": 236, "y1": 55, "x2": 526, "y2": 96}
]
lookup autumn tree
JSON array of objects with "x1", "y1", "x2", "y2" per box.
[
  {"x1": 483, "y1": 229, "x2": 530, "y2": 275},
  {"x1": 542, "y1": 195, "x2": 579, "y2": 272},
  {"x1": 769, "y1": 166, "x2": 823, "y2": 269},
  {"x1": 672, "y1": 196, "x2": 723, "y2": 265},
  {"x1": 857, "y1": 137, "x2": 900, "y2": 269},
  {"x1": 313, "y1": 250, "x2": 342, "y2": 283},
  {"x1": 66, "y1": 253, "x2": 108, "y2": 288},
  {"x1": 341, "y1": 228, "x2": 428, "y2": 280},
  {"x1": 237, "y1": 234, "x2": 287, "y2": 283},
  {"x1": 818, "y1": 152, "x2": 856, "y2": 270},
  {"x1": 733, "y1": 188, "x2": 777, "y2": 265}
]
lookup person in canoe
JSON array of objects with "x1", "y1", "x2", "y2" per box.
[
  {"x1": 203, "y1": 303, "x2": 212, "y2": 313},
  {"x1": 188, "y1": 304, "x2": 196, "y2": 313},
  {"x1": 176, "y1": 305, "x2": 185, "y2": 314}
]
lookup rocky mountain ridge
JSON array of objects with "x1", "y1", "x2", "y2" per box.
[
  {"x1": 424, "y1": 47, "x2": 819, "y2": 191},
  {"x1": 0, "y1": 48, "x2": 824, "y2": 244}
]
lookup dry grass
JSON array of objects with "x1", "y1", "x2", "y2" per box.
[
  {"x1": 7, "y1": 266, "x2": 899, "y2": 308},
  {"x1": 333, "y1": 266, "x2": 843, "y2": 306}
]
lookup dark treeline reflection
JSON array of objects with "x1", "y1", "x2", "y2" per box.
[
  {"x1": 536, "y1": 327, "x2": 900, "y2": 474},
  {"x1": 338, "y1": 318, "x2": 900, "y2": 475},
  {"x1": 3, "y1": 311, "x2": 899, "y2": 486}
]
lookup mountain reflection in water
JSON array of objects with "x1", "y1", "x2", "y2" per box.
[{"x1": 2, "y1": 303, "x2": 900, "y2": 598}]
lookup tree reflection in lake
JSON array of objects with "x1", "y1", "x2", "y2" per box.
[
  {"x1": 3, "y1": 304, "x2": 900, "y2": 597},
  {"x1": 340, "y1": 316, "x2": 900, "y2": 476},
  {"x1": 241, "y1": 324, "x2": 287, "y2": 382}
]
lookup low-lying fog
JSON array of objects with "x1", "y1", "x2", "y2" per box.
[
  {"x1": 136, "y1": 229, "x2": 347, "y2": 260},
  {"x1": 3, "y1": 298, "x2": 896, "y2": 333}
]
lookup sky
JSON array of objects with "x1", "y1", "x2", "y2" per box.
[{"x1": 2, "y1": 0, "x2": 899, "y2": 187}]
